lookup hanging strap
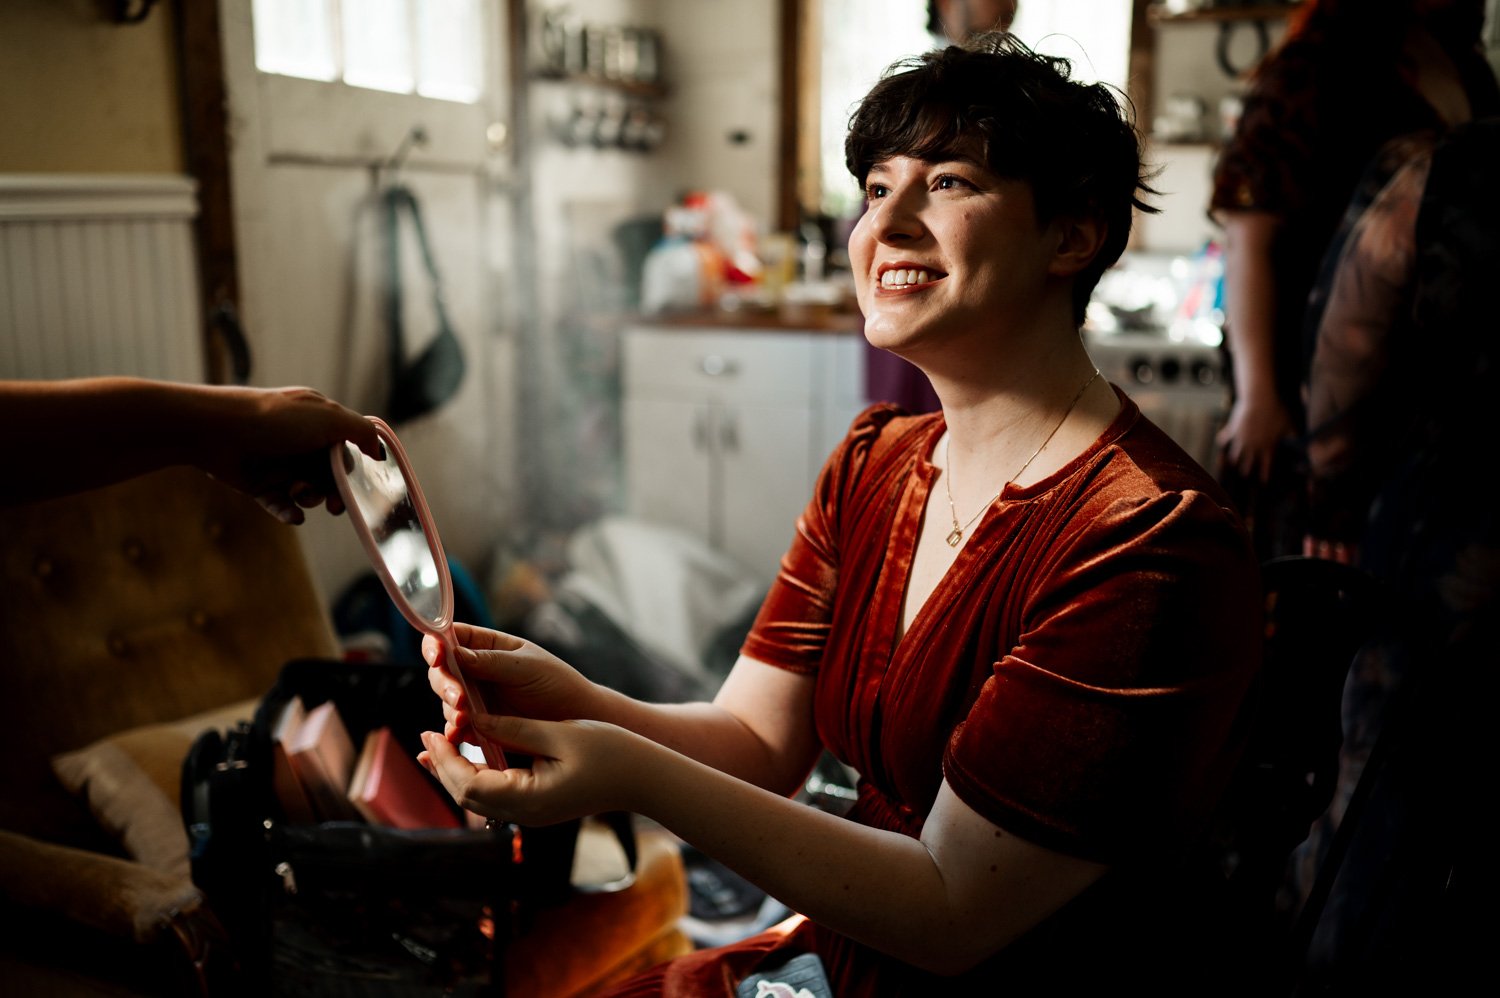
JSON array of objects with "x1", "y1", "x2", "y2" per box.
[{"x1": 382, "y1": 184, "x2": 454, "y2": 377}]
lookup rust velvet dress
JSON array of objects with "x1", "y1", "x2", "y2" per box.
[{"x1": 607, "y1": 389, "x2": 1262, "y2": 996}]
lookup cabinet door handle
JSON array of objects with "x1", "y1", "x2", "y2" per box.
[
  {"x1": 699, "y1": 354, "x2": 740, "y2": 377},
  {"x1": 693, "y1": 410, "x2": 710, "y2": 450},
  {"x1": 720, "y1": 411, "x2": 739, "y2": 451}
]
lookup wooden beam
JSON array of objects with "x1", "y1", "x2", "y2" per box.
[
  {"x1": 776, "y1": 0, "x2": 802, "y2": 232},
  {"x1": 174, "y1": 0, "x2": 241, "y2": 385}
]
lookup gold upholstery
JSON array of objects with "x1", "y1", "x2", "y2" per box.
[
  {"x1": 0, "y1": 467, "x2": 690, "y2": 995},
  {"x1": 0, "y1": 468, "x2": 338, "y2": 841}
]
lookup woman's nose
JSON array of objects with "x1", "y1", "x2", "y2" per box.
[{"x1": 869, "y1": 189, "x2": 926, "y2": 244}]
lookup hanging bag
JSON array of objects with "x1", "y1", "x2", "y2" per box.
[{"x1": 383, "y1": 184, "x2": 466, "y2": 425}]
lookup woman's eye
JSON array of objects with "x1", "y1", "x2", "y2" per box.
[
  {"x1": 865, "y1": 183, "x2": 889, "y2": 201},
  {"x1": 935, "y1": 175, "x2": 970, "y2": 191}
]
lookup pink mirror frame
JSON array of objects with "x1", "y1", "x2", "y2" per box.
[{"x1": 330, "y1": 416, "x2": 507, "y2": 772}]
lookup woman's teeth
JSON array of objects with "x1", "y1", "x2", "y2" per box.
[{"x1": 881, "y1": 268, "x2": 933, "y2": 289}]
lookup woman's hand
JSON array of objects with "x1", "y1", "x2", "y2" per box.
[
  {"x1": 418, "y1": 715, "x2": 649, "y2": 826},
  {"x1": 1217, "y1": 391, "x2": 1295, "y2": 483},
  {"x1": 423, "y1": 622, "x2": 603, "y2": 745},
  {"x1": 193, "y1": 385, "x2": 383, "y2": 523}
]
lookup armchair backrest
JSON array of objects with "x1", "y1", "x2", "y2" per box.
[{"x1": 0, "y1": 467, "x2": 340, "y2": 835}]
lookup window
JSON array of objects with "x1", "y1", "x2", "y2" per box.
[
  {"x1": 816, "y1": 0, "x2": 931, "y2": 219},
  {"x1": 1011, "y1": 1, "x2": 1131, "y2": 95},
  {"x1": 252, "y1": 0, "x2": 483, "y2": 104}
]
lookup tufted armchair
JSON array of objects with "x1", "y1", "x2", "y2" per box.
[{"x1": 0, "y1": 467, "x2": 690, "y2": 995}]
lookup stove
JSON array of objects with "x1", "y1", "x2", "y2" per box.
[{"x1": 1085, "y1": 328, "x2": 1229, "y2": 472}]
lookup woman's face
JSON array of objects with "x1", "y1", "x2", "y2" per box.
[{"x1": 848, "y1": 153, "x2": 1061, "y2": 360}]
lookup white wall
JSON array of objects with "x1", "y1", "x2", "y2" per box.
[
  {"x1": 517, "y1": 0, "x2": 780, "y2": 529},
  {"x1": 1134, "y1": 18, "x2": 1290, "y2": 255}
]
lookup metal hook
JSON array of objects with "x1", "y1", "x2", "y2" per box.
[
  {"x1": 113, "y1": 0, "x2": 160, "y2": 24},
  {"x1": 370, "y1": 126, "x2": 429, "y2": 190},
  {"x1": 386, "y1": 126, "x2": 430, "y2": 172}
]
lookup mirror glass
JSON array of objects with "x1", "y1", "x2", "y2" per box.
[{"x1": 337, "y1": 439, "x2": 446, "y2": 626}]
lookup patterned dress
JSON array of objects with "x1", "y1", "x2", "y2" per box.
[{"x1": 1295, "y1": 117, "x2": 1500, "y2": 988}]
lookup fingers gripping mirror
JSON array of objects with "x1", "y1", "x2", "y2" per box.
[{"x1": 331, "y1": 417, "x2": 507, "y2": 771}]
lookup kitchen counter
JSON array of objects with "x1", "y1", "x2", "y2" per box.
[{"x1": 629, "y1": 305, "x2": 863, "y2": 335}]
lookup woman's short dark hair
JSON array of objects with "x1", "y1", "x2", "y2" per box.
[{"x1": 845, "y1": 33, "x2": 1158, "y2": 327}]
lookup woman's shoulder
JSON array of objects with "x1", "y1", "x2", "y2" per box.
[{"x1": 1072, "y1": 402, "x2": 1249, "y2": 550}]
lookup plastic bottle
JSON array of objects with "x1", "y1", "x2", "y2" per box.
[{"x1": 641, "y1": 206, "x2": 710, "y2": 314}]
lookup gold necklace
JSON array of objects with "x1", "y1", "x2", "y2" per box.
[{"x1": 943, "y1": 369, "x2": 1101, "y2": 548}]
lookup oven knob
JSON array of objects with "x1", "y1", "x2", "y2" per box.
[
  {"x1": 1159, "y1": 357, "x2": 1181, "y2": 383},
  {"x1": 1130, "y1": 357, "x2": 1155, "y2": 384},
  {"x1": 1192, "y1": 360, "x2": 1218, "y2": 386}
]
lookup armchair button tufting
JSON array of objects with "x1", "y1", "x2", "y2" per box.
[
  {"x1": 33, "y1": 557, "x2": 54, "y2": 580},
  {"x1": 122, "y1": 539, "x2": 144, "y2": 563},
  {"x1": 106, "y1": 634, "x2": 129, "y2": 657},
  {"x1": 205, "y1": 520, "x2": 225, "y2": 541},
  {"x1": 189, "y1": 609, "x2": 210, "y2": 630}
]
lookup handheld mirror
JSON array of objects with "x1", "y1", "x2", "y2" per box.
[{"x1": 330, "y1": 417, "x2": 507, "y2": 771}]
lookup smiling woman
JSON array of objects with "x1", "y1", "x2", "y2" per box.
[{"x1": 416, "y1": 33, "x2": 1263, "y2": 997}]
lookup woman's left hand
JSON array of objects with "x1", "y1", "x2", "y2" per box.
[{"x1": 418, "y1": 714, "x2": 650, "y2": 826}]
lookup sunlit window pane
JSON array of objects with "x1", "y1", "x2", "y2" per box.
[
  {"x1": 342, "y1": 0, "x2": 416, "y2": 94},
  {"x1": 1011, "y1": 0, "x2": 1132, "y2": 92},
  {"x1": 253, "y1": 0, "x2": 492, "y2": 105},
  {"x1": 253, "y1": 0, "x2": 338, "y2": 82},
  {"x1": 819, "y1": 0, "x2": 930, "y2": 218},
  {"x1": 417, "y1": 0, "x2": 483, "y2": 103}
]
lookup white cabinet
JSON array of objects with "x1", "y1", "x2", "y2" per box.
[{"x1": 622, "y1": 324, "x2": 867, "y2": 583}]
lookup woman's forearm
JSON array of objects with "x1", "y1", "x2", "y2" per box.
[
  {"x1": 587, "y1": 685, "x2": 817, "y2": 797},
  {"x1": 1220, "y1": 211, "x2": 1281, "y2": 404},
  {"x1": 0, "y1": 377, "x2": 197, "y2": 503},
  {"x1": 623, "y1": 737, "x2": 1098, "y2": 976}
]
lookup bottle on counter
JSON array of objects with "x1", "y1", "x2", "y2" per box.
[{"x1": 640, "y1": 205, "x2": 724, "y2": 314}]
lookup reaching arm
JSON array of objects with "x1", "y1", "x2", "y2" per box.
[
  {"x1": 0, "y1": 377, "x2": 380, "y2": 515},
  {"x1": 422, "y1": 635, "x2": 1108, "y2": 974},
  {"x1": 1216, "y1": 209, "x2": 1296, "y2": 482}
]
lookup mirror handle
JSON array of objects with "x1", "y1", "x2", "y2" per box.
[{"x1": 445, "y1": 640, "x2": 509, "y2": 771}]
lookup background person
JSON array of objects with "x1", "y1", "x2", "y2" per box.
[{"x1": 1208, "y1": 0, "x2": 1498, "y2": 561}]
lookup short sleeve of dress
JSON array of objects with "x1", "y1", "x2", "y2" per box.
[
  {"x1": 740, "y1": 404, "x2": 907, "y2": 674},
  {"x1": 943, "y1": 487, "x2": 1262, "y2": 864}
]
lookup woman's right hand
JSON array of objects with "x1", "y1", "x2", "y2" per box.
[
  {"x1": 1217, "y1": 392, "x2": 1295, "y2": 483},
  {"x1": 423, "y1": 622, "x2": 600, "y2": 743}
]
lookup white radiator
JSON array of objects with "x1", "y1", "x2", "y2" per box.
[{"x1": 0, "y1": 175, "x2": 203, "y2": 382}]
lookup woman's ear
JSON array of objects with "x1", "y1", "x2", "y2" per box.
[{"x1": 1047, "y1": 214, "x2": 1107, "y2": 278}]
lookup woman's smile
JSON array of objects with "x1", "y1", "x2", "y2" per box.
[{"x1": 877, "y1": 263, "x2": 947, "y2": 292}]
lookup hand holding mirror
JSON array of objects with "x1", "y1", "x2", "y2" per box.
[{"x1": 330, "y1": 417, "x2": 507, "y2": 772}]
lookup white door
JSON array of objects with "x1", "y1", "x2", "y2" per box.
[{"x1": 217, "y1": 0, "x2": 518, "y2": 601}]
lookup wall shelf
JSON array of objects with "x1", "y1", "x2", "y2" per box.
[{"x1": 528, "y1": 70, "x2": 669, "y2": 100}]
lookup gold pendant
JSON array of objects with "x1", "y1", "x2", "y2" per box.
[{"x1": 946, "y1": 527, "x2": 963, "y2": 547}]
